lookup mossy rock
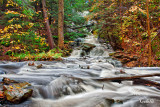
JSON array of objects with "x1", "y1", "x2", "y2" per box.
[{"x1": 81, "y1": 43, "x2": 96, "y2": 52}]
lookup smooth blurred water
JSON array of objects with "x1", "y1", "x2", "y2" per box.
[{"x1": 1, "y1": 35, "x2": 160, "y2": 107}]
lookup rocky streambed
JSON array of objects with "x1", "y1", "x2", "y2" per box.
[{"x1": 0, "y1": 34, "x2": 160, "y2": 107}]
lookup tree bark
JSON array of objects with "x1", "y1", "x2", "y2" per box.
[
  {"x1": 42, "y1": 0, "x2": 55, "y2": 49},
  {"x1": 58, "y1": 0, "x2": 64, "y2": 49},
  {"x1": 94, "y1": 73, "x2": 160, "y2": 81},
  {"x1": 133, "y1": 78, "x2": 160, "y2": 90},
  {"x1": 66, "y1": 23, "x2": 94, "y2": 30},
  {"x1": 0, "y1": 0, "x2": 7, "y2": 11},
  {"x1": 146, "y1": 0, "x2": 152, "y2": 66}
]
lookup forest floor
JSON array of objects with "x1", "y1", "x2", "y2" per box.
[{"x1": 111, "y1": 35, "x2": 160, "y2": 67}]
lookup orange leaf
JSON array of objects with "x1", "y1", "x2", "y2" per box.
[{"x1": 0, "y1": 91, "x2": 4, "y2": 98}]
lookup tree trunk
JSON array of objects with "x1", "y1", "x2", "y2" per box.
[
  {"x1": 42, "y1": 0, "x2": 55, "y2": 49},
  {"x1": 0, "y1": 0, "x2": 7, "y2": 11},
  {"x1": 58, "y1": 0, "x2": 64, "y2": 49},
  {"x1": 146, "y1": 0, "x2": 152, "y2": 66},
  {"x1": 94, "y1": 73, "x2": 160, "y2": 81}
]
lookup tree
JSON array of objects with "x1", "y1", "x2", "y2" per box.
[
  {"x1": 146, "y1": 0, "x2": 151, "y2": 66},
  {"x1": 58, "y1": 0, "x2": 64, "y2": 49},
  {"x1": 42, "y1": 0, "x2": 56, "y2": 49},
  {"x1": 0, "y1": 0, "x2": 7, "y2": 11}
]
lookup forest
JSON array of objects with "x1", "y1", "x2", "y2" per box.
[
  {"x1": 0, "y1": 0, "x2": 160, "y2": 67},
  {"x1": 0, "y1": 0, "x2": 160, "y2": 106},
  {"x1": 0, "y1": 0, "x2": 89, "y2": 61}
]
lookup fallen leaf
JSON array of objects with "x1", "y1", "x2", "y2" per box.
[
  {"x1": 28, "y1": 62, "x2": 35, "y2": 66},
  {"x1": 0, "y1": 91, "x2": 4, "y2": 98}
]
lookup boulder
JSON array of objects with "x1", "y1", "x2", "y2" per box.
[
  {"x1": 3, "y1": 77, "x2": 18, "y2": 85},
  {"x1": 82, "y1": 43, "x2": 96, "y2": 53},
  {"x1": 3, "y1": 82, "x2": 33, "y2": 104},
  {"x1": 121, "y1": 58, "x2": 130, "y2": 64}
]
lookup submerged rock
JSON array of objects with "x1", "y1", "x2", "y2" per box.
[{"x1": 38, "y1": 75, "x2": 85, "y2": 99}]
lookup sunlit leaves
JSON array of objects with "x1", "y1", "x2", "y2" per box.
[
  {"x1": 6, "y1": 0, "x2": 19, "y2": 7},
  {"x1": 5, "y1": 10, "x2": 27, "y2": 18},
  {"x1": 0, "y1": 91, "x2": 4, "y2": 98}
]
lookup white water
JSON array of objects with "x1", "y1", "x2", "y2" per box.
[
  {"x1": 0, "y1": 35, "x2": 160, "y2": 107},
  {"x1": 71, "y1": 34, "x2": 110, "y2": 58}
]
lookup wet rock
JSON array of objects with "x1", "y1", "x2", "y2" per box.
[
  {"x1": 120, "y1": 55, "x2": 138, "y2": 64},
  {"x1": 79, "y1": 64, "x2": 90, "y2": 69},
  {"x1": 121, "y1": 58, "x2": 130, "y2": 64},
  {"x1": 3, "y1": 77, "x2": 18, "y2": 85},
  {"x1": 114, "y1": 54, "x2": 123, "y2": 58},
  {"x1": 39, "y1": 76, "x2": 85, "y2": 99},
  {"x1": 114, "y1": 60, "x2": 122, "y2": 67},
  {"x1": 82, "y1": 43, "x2": 96, "y2": 53},
  {"x1": 98, "y1": 63, "x2": 114, "y2": 69},
  {"x1": 37, "y1": 64, "x2": 43, "y2": 69},
  {"x1": 0, "y1": 70, "x2": 5, "y2": 74},
  {"x1": 3, "y1": 82, "x2": 32, "y2": 104},
  {"x1": 80, "y1": 50, "x2": 86, "y2": 57},
  {"x1": 69, "y1": 38, "x2": 83, "y2": 48},
  {"x1": 112, "y1": 53, "x2": 139, "y2": 65},
  {"x1": 115, "y1": 51, "x2": 121, "y2": 53},
  {"x1": 74, "y1": 38, "x2": 83, "y2": 47},
  {"x1": 115, "y1": 69, "x2": 126, "y2": 74},
  {"x1": 94, "y1": 99, "x2": 114, "y2": 107},
  {"x1": 106, "y1": 58, "x2": 122, "y2": 67},
  {"x1": 109, "y1": 52, "x2": 116, "y2": 56},
  {"x1": 28, "y1": 62, "x2": 35, "y2": 66},
  {"x1": 4, "y1": 88, "x2": 32, "y2": 104}
]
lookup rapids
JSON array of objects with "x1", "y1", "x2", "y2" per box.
[{"x1": 0, "y1": 34, "x2": 160, "y2": 107}]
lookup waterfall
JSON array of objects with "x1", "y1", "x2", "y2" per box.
[
  {"x1": 70, "y1": 49, "x2": 83, "y2": 57},
  {"x1": 70, "y1": 34, "x2": 111, "y2": 58}
]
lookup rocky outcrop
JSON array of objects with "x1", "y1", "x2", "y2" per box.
[{"x1": 109, "y1": 51, "x2": 139, "y2": 65}]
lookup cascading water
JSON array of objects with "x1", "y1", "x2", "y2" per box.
[
  {"x1": 0, "y1": 34, "x2": 160, "y2": 107},
  {"x1": 71, "y1": 34, "x2": 111, "y2": 58},
  {"x1": 85, "y1": 34, "x2": 110, "y2": 57}
]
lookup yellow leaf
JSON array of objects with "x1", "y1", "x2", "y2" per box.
[
  {"x1": 14, "y1": 30, "x2": 17, "y2": 33},
  {"x1": 16, "y1": 87, "x2": 21, "y2": 89},
  {"x1": 9, "y1": 85, "x2": 13, "y2": 89}
]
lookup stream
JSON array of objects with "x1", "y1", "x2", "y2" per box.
[{"x1": 1, "y1": 34, "x2": 160, "y2": 107}]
